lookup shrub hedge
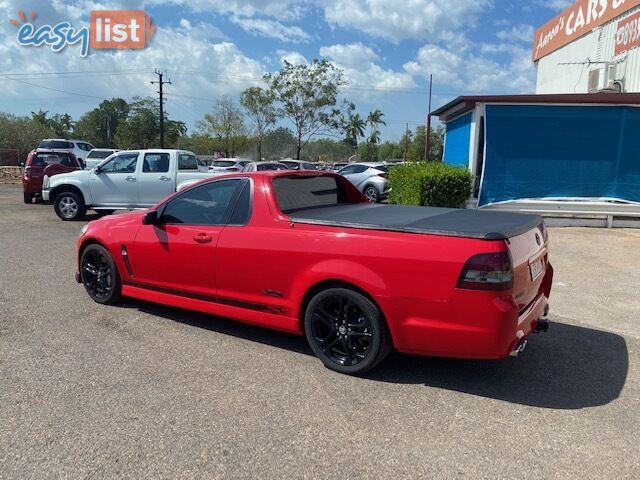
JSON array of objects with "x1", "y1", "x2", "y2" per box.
[{"x1": 388, "y1": 162, "x2": 472, "y2": 208}]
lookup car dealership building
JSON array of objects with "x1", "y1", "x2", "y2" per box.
[
  {"x1": 535, "y1": 0, "x2": 640, "y2": 94},
  {"x1": 431, "y1": 0, "x2": 640, "y2": 226}
]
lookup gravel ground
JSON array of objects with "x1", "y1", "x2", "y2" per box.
[{"x1": 0, "y1": 184, "x2": 638, "y2": 479}]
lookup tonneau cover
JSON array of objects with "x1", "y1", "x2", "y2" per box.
[{"x1": 288, "y1": 204, "x2": 543, "y2": 240}]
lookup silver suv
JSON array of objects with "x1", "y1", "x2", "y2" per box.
[{"x1": 337, "y1": 162, "x2": 390, "y2": 203}]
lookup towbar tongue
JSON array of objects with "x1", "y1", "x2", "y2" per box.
[
  {"x1": 510, "y1": 340, "x2": 528, "y2": 357},
  {"x1": 535, "y1": 318, "x2": 550, "y2": 333}
]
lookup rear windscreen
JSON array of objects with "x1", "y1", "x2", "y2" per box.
[
  {"x1": 273, "y1": 176, "x2": 347, "y2": 213},
  {"x1": 31, "y1": 153, "x2": 75, "y2": 167},
  {"x1": 39, "y1": 140, "x2": 73, "y2": 149}
]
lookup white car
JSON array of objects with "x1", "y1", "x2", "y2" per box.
[
  {"x1": 207, "y1": 158, "x2": 251, "y2": 173},
  {"x1": 43, "y1": 149, "x2": 216, "y2": 221},
  {"x1": 38, "y1": 139, "x2": 96, "y2": 167},
  {"x1": 84, "y1": 149, "x2": 120, "y2": 170},
  {"x1": 337, "y1": 162, "x2": 390, "y2": 203}
]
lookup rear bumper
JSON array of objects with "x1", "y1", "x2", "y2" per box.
[{"x1": 388, "y1": 264, "x2": 554, "y2": 359}]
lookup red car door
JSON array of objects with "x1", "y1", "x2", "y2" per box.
[{"x1": 129, "y1": 178, "x2": 248, "y2": 299}]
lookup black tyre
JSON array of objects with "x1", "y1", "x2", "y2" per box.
[
  {"x1": 54, "y1": 191, "x2": 87, "y2": 221},
  {"x1": 80, "y1": 244, "x2": 122, "y2": 305},
  {"x1": 23, "y1": 192, "x2": 33, "y2": 204},
  {"x1": 304, "y1": 287, "x2": 392, "y2": 375},
  {"x1": 363, "y1": 185, "x2": 379, "y2": 203}
]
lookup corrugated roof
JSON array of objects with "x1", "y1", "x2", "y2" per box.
[{"x1": 431, "y1": 93, "x2": 640, "y2": 120}]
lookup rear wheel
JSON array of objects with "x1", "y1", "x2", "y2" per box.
[
  {"x1": 54, "y1": 191, "x2": 87, "y2": 221},
  {"x1": 304, "y1": 288, "x2": 392, "y2": 375},
  {"x1": 80, "y1": 244, "x2": 122, "y2": 305},
  {"x1": 363, "y1": 185, "x2": 379, "y2": 203},
  {"x1": 23, "y1": 192, "x2": 33, "y2": 204}
]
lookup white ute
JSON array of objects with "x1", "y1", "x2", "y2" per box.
[{"x1": 43, "y1": 149, "x2": 214, "y2": 221}]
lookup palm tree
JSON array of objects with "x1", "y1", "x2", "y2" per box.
[
  {"x1": 344, "y1": 113, "x2": 366, "y2": 154},
  {"x1": 367, "y1": 110, "x2": 386, "y2": 145}
]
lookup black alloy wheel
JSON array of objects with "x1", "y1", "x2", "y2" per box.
[
  {"x1": 305, "y1": 288, "x2": 391, "y2": 374},
  {"x1": 80, "y1": 244, "x2": 122, "y2": 305},
  {"x1": 363, "y1": 185, "x2": 379, "y2": 203}
]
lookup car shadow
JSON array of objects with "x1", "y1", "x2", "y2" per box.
[{"x1": 122, "y1": 300, "x2": 628, "y2": 410}]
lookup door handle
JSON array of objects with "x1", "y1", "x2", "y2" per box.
[
  {"x1": 125, "y1": 176, "x2": 136, "y2": 182},
  {"x1": 159, "y1": 176, "x2": 171, "y2": 181},
  {"x1": 193, "y1": 233, "x2": 212, "y2": 244}
]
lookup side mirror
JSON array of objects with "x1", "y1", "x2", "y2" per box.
[
  {"x1": 94, "y1": 166, "x2": 102, "y2": 174},
  {"x1": 20, "y1": 162, "x2": 25, "y2": 167},
  {"x1": 142, "y1": 210, "x2": 159, "y2": 225}
]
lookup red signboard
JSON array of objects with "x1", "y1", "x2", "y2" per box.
[
  {"x1": 615, "y1": 10, "x2": 640, "y2": 54},
  {"x1": 533, "y1": 0, "x2": 640, "y2": 61}
]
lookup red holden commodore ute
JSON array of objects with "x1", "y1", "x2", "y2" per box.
[{"x1": 76, "y1": 171, "x2": 553, "y2": 374}]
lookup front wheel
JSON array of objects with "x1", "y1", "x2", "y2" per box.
[
  {"x1": 304, "y1": 288, "x2": 392, "y2": 375},
  {"x1": 363, "y1": 185, "x2": 379, "y2": 203},
  {"x1": 80, "y1": 244, "x2": 122, "y2": 305},
  {"x1": 54, "y1": 191, "x2": 87, "y2": 221}
]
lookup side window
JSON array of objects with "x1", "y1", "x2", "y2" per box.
[
  {"x1": 160, "y1": 179, "x2": 245, "y2": 225},
  {"x1": 143, "y1": 153, "x2": 170, "y2": 173},
  {"x1": 228, "y1": 181, "x2": 252, "y2": 225},
  {"x1": 353, "y1": 165, "x2": 368, "y2": 174},
  {"x1": 340, "y1": 165, "x2": 356, "y2": 175},
  {"x1": 178, "y1": 154, "x2": 198, "y2": 171},
  {"x1": 99, "y1": 153, "x2": 139, "y2": 173}
]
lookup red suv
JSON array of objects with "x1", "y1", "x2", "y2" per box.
[{"x1": 22, "y1": 150, "x2": 82, "y2": 204}]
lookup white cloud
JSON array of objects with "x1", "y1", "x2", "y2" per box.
[
  {"x1": 275, "y1": 49, "x2": 309, "y2": 65},
  {"x1": 497, "y1": 24, "x2": 535, "y2": 43},
  {"x1": 321, "y1": 0, "x2": 493, "y2": 42},
  {"x1": 535, "y1": 0, "x2": 574, "y2": 11},
  {"x1": 230, "y1": 16, "x2": 310, "y2": 42},
  {"x1": 320, "y1": 42, "x2": 417, "y2": 98},
  {"x1": 414, "y1": 43, "x2": 536, "y2": 94},
  {"x1": 149, "y1": 0, "x2": 308, "y2": 21}
]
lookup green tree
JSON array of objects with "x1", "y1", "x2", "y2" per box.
[
  {"x1": 407, "y1": 125, "x2": 445, "y2": 162},
  {"x1": 0, "y1": 112, "x2": 52, "y2": 158},
  {"x1": 261, "y1": 127, "x2": 297, "y2": 160},
  {"x1": 240, "y1": 86, "x2": 276, "y2": 161},
  {"x1": 343, "y1": 112, "x2": 366, "y2": 155},
  {"x1": 265, "y1": 59, "x2": 347, "y2": 159},
  {"x1": 114, "y1": 97, "x2": 184, "y2": 149},
  {"x1": 197, "y1": 96, "x2": 246, "y2": 158},
  {"x1": 367, "y1": 109, "x2": 386, "y2": 145},
  {"x1": 75, "y1": 98, "x2": 129, "y2": 147}
]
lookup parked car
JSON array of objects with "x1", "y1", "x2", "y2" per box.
[
  {"x1": 38, "y1": 139, "x2": 95, "y2": 167},
  {"x1": 85, "y1": 149, "x2": 119, "y2": 170},
  {"x1": 331, "y1": 163, "x2": 348, "y2": 171},
  {"x1": 22, "y1": 150, "x2": 82, "y2": 204},
  {"x1": 43, "y1": 150, "x2": 213, "y2": 221},
  {"x1": 207, "y1": 158, "x2": 251, "y2": 173},
  {"x1": 279, "y1": 159, "x2": 318, "y2": 170},
  {"x1": 337, "y1": 162, "x2": 389, "y2": 203},
  {"x1": 75, "y1": 171, "x2": 553, "y2": 375},
  {"x1": 242, "y1": 162, "x2": 289, "y2": 172}
]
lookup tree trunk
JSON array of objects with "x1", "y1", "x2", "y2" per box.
[
  {"x1": 296, "y1": 137, "x2": 302, "y2": 160},
  {"x1": 257, "y1": 136, "x2": 263, "y2": 161}
]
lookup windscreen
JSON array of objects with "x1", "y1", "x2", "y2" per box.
[
  {"x1": 31, "y1": 152, "x2": 75, "y2": 167},
  {"x1": 273, "y1": 176, "x2": 348, "y2": 213},
  {"x1": 39, "y1": 140, "x2": 73, "y2": 149},
  {"x1": 87, "y1": 150, "x2": 113, "y2": 159}
]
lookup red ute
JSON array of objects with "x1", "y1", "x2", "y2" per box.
[
  {"x1": 76, "y1": 171, "x2": 553, "y2": 374},
  {"x1": 22, "y1": 149, "x2": 82, "y2": 204}
]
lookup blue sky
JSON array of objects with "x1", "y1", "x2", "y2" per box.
[{"x1": 0, "y1": 0, "x2": 573, "y2": 140}]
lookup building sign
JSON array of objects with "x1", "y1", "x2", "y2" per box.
[
  {"x1": 533, "y1": 0, "x2": 640, "y2": 61},
  {"x1": 615, "y1": 10, "x2": 640, "y2": 54}
]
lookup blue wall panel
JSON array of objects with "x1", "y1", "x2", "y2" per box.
[
  {"x1": 479, "y1": 105, "x2": 640, "y2": 206},
  {"x1": 443, "y1": 113, "x2": 472, "y2": 167}
]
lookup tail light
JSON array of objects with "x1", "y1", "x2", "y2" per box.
[
  {"x1": 23, "y1": 166, "x2": 31, "y2": 180},
  {"x1": 539, "y1": 222, "x2": 548, "y2": 242},
  {"x1": 457, "y1": 252, "x2": 513, "y2": 291}
]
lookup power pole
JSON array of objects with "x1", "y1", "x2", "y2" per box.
[
  {"x1": 424, "y1": 73, "x2": 433, "y2": 162},
  {"x1": 403, "y1": 123, "x2": 409, "y2": 162},
  {"x1": 151, "y1": 69, "x2": 171, "y2": 148}
]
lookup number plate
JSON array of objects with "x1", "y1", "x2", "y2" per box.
[{"x1": 529, "y1": 258, "x2": 544, "y2": 281}]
